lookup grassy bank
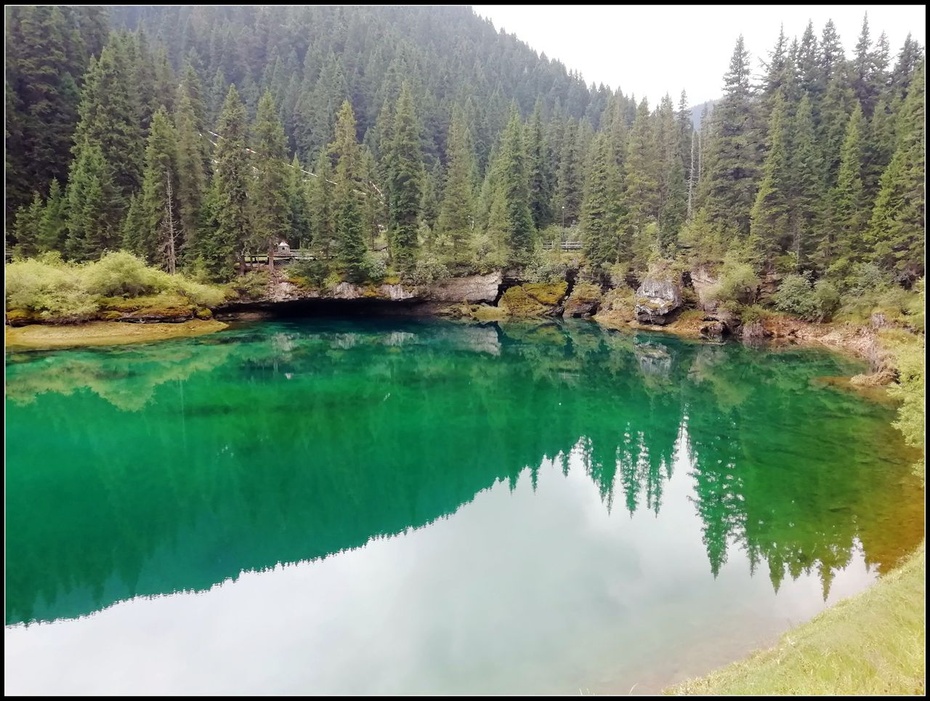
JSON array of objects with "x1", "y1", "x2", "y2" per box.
[
  {"x1": 667, "y1": 546, "x2": 925, "y2": 695},
  {"x1": 5, "y1": 319, "x2": 228, "y2": 351}
]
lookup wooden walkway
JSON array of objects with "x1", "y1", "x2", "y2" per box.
[{"x1": 243, "y1": 249, "x2": 322, "y2": 264}]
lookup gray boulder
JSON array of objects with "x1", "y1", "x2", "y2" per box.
[{"x1": 635, "y1": 274, "x2": 683, "y2": 325}]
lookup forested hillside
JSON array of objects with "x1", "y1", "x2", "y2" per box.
[{"x1": 5, "y1": 6, "x2": 925, "y2": 298}]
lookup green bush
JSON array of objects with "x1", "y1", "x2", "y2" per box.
[
  {"x1": 411, "y1": 252, "x2": 449, "y2": 285},
  {"x1": 707, "y1": 256, "x2": 759, "y2": 310},
  {"x1": 290, "y1": 259, "x2": 330, "y2": 288},
  {"x1": 83, "y1": 251, "x2": 171, "y2": 297},
  {"x1": 772, "y1": 273, "x2": 840, "y2": 322},
  {"x1": 229, "y1": 271, "x2": 270, "y2": 300}
]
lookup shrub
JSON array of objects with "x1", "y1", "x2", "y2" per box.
[
  {"x1": 772, "y1": 273, "x2": 839, "y2": 322},
  {"x1": 707, "y1": 256, "x2": 759, "y2": 310},
  {"x1": 228, "y1": 271, "x2": 270, "y2": 300},
  {"x1": 83, "y1": 250, "x2": 171, "y2": 297},
  {"x1": 290, "y1": 259, "x2": 330, "y2": 288},
  {"x1": 411, "y1": 252, "x2": 449, "y2": 285}
]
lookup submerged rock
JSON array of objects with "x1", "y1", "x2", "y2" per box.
[{"x1": 634, "y1": 274, "x2": 683, "y2": 325}]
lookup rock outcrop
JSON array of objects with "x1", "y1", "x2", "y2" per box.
[
  {"x1": 563, "y1": 282, "x2": 602, "y2": 318},
  {"x1": 634, "y1": 274, "x2": 683, "y2": 325},
  {"x1": 425, "y1": 272, "x2": 502, "y2": 304}
]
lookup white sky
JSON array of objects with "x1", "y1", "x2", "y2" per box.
[{"x1": 472, "y1": 5, "x2": 927, "y2": 108}]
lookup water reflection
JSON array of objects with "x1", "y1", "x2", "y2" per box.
[{"x1": 5, "y1": 319, "x2": 923, "y2": 627}]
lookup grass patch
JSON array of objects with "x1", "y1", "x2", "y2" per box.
[{"x1": 667, "y1": 545, "x2": 925, "y2": 695}]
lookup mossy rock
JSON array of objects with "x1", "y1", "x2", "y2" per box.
[
  {"x1": 98, "y1": 310, "x2": 123, "y2": 321},
  {"x1": 500, "y1": 286, "x2": 548, "y2": 317},
  {"x1": 5, "y1": 308, "x2": 35, "y2": 327},
  {"x1": 195, "y1": 307, "x2": 213, "y2": 320},
  {"x1": 522, "y1": 281, "x2": 568, "y2": 306}
]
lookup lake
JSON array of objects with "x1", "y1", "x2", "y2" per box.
[{"x1": 4, "y1": 318, "x2": 923, "y2": 694}]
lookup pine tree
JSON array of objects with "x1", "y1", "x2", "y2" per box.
[
  {"x1": 622, "y1": 99, "x2": 660, "y2": 245},
  {"x1": 526, "y1": 101, "x2": 554, "y2": 229},
  {"x1": 580, "y1": 132, "x2": 623, "y2": 267},
  {"x1": 700, "y1": 36, "x2": 759, "y2": 238},
  {"x1": 137, "y1": 108, "x2": 181, "y2": 272},
  {"x1": 38, "y1": 179, "x2": 68, "y2": 253},
  {"x1": 488, "y1": 106, "x2": 534, "y2": 264},
  {"x1": 750, "y1": 92, "x2": 791, "y2": 259},
  {"x1": 384, "y1": 83, "x2": 423, "y2": 274},
  {"x1": 64, "y1": 142, "x2": 121, "y2": 261},
  {"x1": 822, "y1": 104, "x2": 867, "y2": 269},
  {"x1": 657, "y1": 94, "x2": 687, "y2": 253},
  {"x1": 554, "y1": 118, "x2": 584, "y2": 227},
  {"x1": 5, "y1": 6, "x2": 83, "y2": 215},
  {"x1": 436, "y1": 106, "x2": 478, "y2": 261},
  {"x1": 285, "y1": 155, "x2": 313, "y2": 249},
  {"x1": 308, "y1": 149, "x2": 335, "y2": 257},
  {"x1": 867, "y1": 63, "x2": 925, "y2": 281},
  {"x1": 251, "y1": 91, "x2": 290, "y2": 272},
  {"x1": 173, "y1": 86, "x2": 207, "y2": 264},
  {"x1": 211, "y1": 85, "x2": 251, "y2": 277},
  {"x1": 330, "y1": 100, "x2": 368, "y2": 280},
  {"x1": 789, "y1": 94, "x2": 826, "y2": 270},
  {"x1": 12, "y1": 193, "x2": 45, "y2": 258},
  {"x1": 72, "y1": 41, "x2": 145, "y2": 202}
]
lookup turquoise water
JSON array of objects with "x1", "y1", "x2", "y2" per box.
[{"x1": 4, "y1": 319, "x2": 923, "y2": 694}]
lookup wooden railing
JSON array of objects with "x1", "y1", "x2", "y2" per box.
[{"x1": 542, "y1": 241, "x2": 583, "y2": 251}]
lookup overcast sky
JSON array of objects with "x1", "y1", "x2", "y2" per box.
[{"x1": 471, "y1": 5, "x2": 926, "y2": 108}]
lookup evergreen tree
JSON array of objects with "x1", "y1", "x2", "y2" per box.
[
  {"x1": 554, "y1": 118, "x2": 584, "y2": 227},
  {"x1": 526, "y1": 101, "x2": 554, "y2": 230},
  {"x1": 251, "y1": 91, "x2": 290, "y2": 272},
  {"x1": 330, "y1": 100, "x2": 368, "y2": 280},
  {"x1": 135, "y1": 108, "x2": 181, "y2": 272},
  {"x1": 64, "y1": 143, "x2": 121, "y2": 261},
  {"x1": 749, "y1": 92, "x2": 791, "y2": 259},
  {"x1": 580, "y1": 132, "x2": 623, "y2": 267},
  {"x1": 12, "y1": 193, "x2": 45, "y2": 258},
  {"x1": 173, "y1": 86, "x2": 207, "y2": 264},
  {"x1": 621, "y1": 99, "x2": 660, "y2": 247},
  {"x1": 211, "y1": 85, "x2": 251, "y2": 277},
  {"x1": 436, "y1": 106, "x2": 478, "y2": 260},
  {"x1": 308, "y1": 149, "x2": 335, "y2": 257},
  {"x1": 285, "y1": 155, "x2": 313, "y2": 249},
  {"x1": 867, "y1": 63, "x2": 925, "y2": 282},
  {"x1": 822, "y1": 104, "x2": 867, "y2": 269},
  {"x1": 384, "y1": 83, "x2": 423, "y2": 274},
  {"x1": 72, "y1": 41, "x2": 145, "y2": 201},
  {"x1": 38, "y1": 179, "x2": 68, "y2": 253},
  {"x1": 700, "y1": 36, "x2": 759, "y2": 238},
  {"x1": 487, "y1": 106, "x2": 534, "y2": 263},
  {"x1": 788, "y1": 94, "x2": 826, "y2": 270},
  {"x1": 657, "y1": 94, "x2": 687, "y2": 253}
]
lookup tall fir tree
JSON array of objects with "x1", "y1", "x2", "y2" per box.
[
  {"x1": 330, "y1": 100, "x2": 368, "y2": 280},
  {"x1": 436, "y1": 106, "x2": 478, "y2": 261},
  {"x1": 210, "y1": 85, "x2": 251, "y2": 278},
  {"x1": 134, "y1": 108, "x2": 181, "y2": 272},
  {"x1": 487, "y1": 106, "x2": 534, "y2": 263},
  {"x1": 700, "y1": 36, "x2": 759, "y2": 238},
  {"x1": 822, "y1": 104, "x2": 867, "y2": 271},
  {"x1": 867, "y1": 62, "x2": 925, "y2": 282},
  {"x1": 580, "y1": 132, "x2": 623, "y2": 268},
  {"x1": 64, "y1": 142, "x2": 121, "y2": 261},
  {"x1": 251, "y1": 91, "x2": 290, "y2": 272},
  {"x1": 384, "y1": 83, "x2": 423, "y2": 274},
  {"x1": 173, "y1": 86, "x2": 208, "y2": 264},
  {"x1": 749, "y1": 91, "x2": 792, "y2": 259}
]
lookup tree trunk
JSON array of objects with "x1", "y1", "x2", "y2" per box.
[{"x1": 164, "y1": 173, "x2": 177, "y2": 275}]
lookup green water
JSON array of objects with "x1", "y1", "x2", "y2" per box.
[{"x1": 4, "y1": 318, "x2": 923, "y2": 694}]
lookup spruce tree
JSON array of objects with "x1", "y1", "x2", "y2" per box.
[
  {"x1": 622, "y1": 99, "x2": 660, "y2": 245},
  {"x1": 526, "y1": 101, "x2": 554, "y2": 230},
  {"x1": 700, "y1": 36, "x2": 759, "y2": 238},
  {"x1": 38, "y1": 179, "x2": 68, "y2": 253},
  {"x1": 867, "y1": 63, "x2": 925, "y2": 281},
  {"x1": 12, "y1": 193, "x2": 45, "y2": 258},
  {"x1": 823, "y1": 104, "x2": 867, "y2": 270},
  {"x1": 749, "y1": 92, "x2": 791, "y2": 259},
  {"x1": 436, "y1": 106, "x2": 478, "y2": 261},
  {"x1": 385, "y1": 83, "x2": 423, "y2": 274},
  {"x1": 488, "y1": 106, "x2": 534, "y2": 264},
  {"x1": 211, "y1": 85, "x2": 251, "y2": 277},
  {"x1": 137, "y1": 108, "x2": 181, "y2": 272},
  {"x1": 330, "y1": 100, "x2": 368, "y2": 280},
  {"x1": 788, "y1": 94, "x2": 826, "y2": 270},
  {"x1": 64, "y1": 142, "x2": 121, "y2": 261},
  {"x1": 251, "y1": 91, "x2": 290, "y2": 272},
  {"x1": 580, "y1": 132, "x2": 623, "y2": 268},
  {"x1": 173, "y1": 86, "x2": 207, "y2": 264},
  {"x1": 308, "y1": 149, "x2": 335, "y2": 257}
]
